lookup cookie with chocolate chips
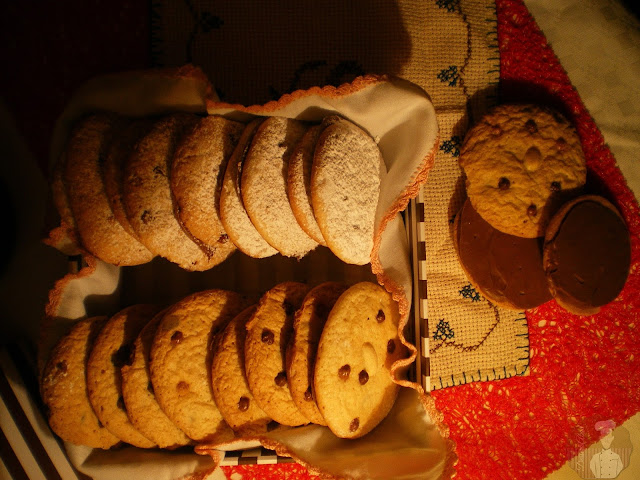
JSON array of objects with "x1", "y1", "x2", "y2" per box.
[
  {"x1": 86, "y1": 304, "x2": 161, "y2": 448},
  {"x1": 313, "y1": 282, "x2": 404, "y2": 439},
  {"x1": 149, "y1": 289, "x2": 252, "y2": 442},
  {"x1": 211, "y1": 305, "x2": 273, "y2": 434},
  {"x1": 459, "y1": 104, "x2": 586, "y2": 238},
  {"x1": 41, "y1": 316, "x2": 121, "y2": 449},
  {"x1": 244, "y1": 282, "x2": 310, "y2": 426}
]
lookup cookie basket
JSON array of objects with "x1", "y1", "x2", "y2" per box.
[{"x1": 32, "y1": 66, "x2": 456, "y2": 480}]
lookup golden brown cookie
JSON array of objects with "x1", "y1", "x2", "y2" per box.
[
  {"x1": 244, "y1": 282, "x2": 310, "y2": 426},
  {"x1": 120, "y1": 309, "x2": 192, "y2": 449},
  {"x1": 211, "y1": 305, "x2": 273, "y2": 435},
  {"x1": 543, "y1": 195, "x2": 631, "y2": 315},
  {"x1": 219, "y1": 118, "x2": 278, "y2": 258},
  {"x1": 102, "y1": 118, "x2": 155, "y2": 239},
  {"x1": 63, "y1": 114, "x2": 155, "y2": 265},
  {"x1": 149, "y1": 289, "x2": 252, "y2": 442},
  {"x1": 122, "y1": 114, "x2": 221, "y2": 271},
  {"x1": 41, "y1": 316, "x2": 120, "y2": 449},
  {"x1": 311, "y1": 116, "x2": 385, "y2": 265},
  {"x1": 287, "y1": 124, "x2": 327, "y2": 246},
  {"x1": 170, "y1": 115, "x2": 243, "y2": 264},
  {"x1": 459, "y1": 104, "x2": 587, "y2": 238},
  {"x1": 241, "y1": 116, "x2": 318, "y2": 258},
  {"x1": 286, "y1": 282, "x2": 348, "y2": 426},
  {"x1": 86, "y1": 304, "x2": 160, "y2": 448},
  {"x1": 454, "y1": 198, "x2": 552, "y2": 310},
  {"x1": 314, "y1": 282, "x2": 404, "y2": 439}
]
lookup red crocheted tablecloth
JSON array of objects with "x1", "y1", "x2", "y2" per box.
[
  {"x1": 429, "y1": 1, "x2": 640, "y2": 480},
  {"x1": 219, "y1": 1, "x2": 640, "y2": 479}
]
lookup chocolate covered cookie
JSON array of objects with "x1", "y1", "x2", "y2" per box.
[
  {"x1": 460, "y1": 104, "x2": 586, "y2": 238},
  {"x1": 455, "y1": 199, "x2": 552, "y2": 310},
  {"x1": 543, "y1": 195, "x2": 631, "y2": 315}
]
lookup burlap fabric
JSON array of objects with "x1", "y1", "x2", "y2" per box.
[{"x1": 152, "y1": 0, "x2": 526, "y2": 392}]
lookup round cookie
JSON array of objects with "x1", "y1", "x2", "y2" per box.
[
  {"x1": 314, "y1": 282, "x2": 404, "y2": 439},
  {"x1": 543, "y1": 195, "x2": 631, "y2": 315},
  {"x1": 219, "y1": 118, "x2": 278, "y2": 258},
  {"x1": 454, "y1": 198, "x2": 552, "y2": 310},
  {"x1": 122, "y1": 113, "x2": 221, "y2": 271},
  {"x1": 211, "y1": 305, "x2": 273, "y2": 435},
  {"x1": 120, "y1": 309, "x2": 192, "y2": 449},
  {"x1": 102, "y1": 118, "x2": 155, "y2": 239},
  {"x1": 459, "y1": 103, "x2": 587, "y2": 238},
  {"x1": 86, "y1": 304, "x2": 160, "y2": 448},
  {"x1": 241, "y1": 116, "x2": 318, "y2": 258},
  {"x1": 170, "y1": 115, "x2": 243, "y2": 263},
  {"x1": 244, "y1": 282, "x2": 310, "y2": 426},
  {"x1": 63, "y1": 114, "x2": 155, "y2": 265},
  {"x1": 287, "y1": 124, "x2": 327, "y2": 246},
  {"x1": 41, "y1": 316, "x2": 120, "y2": 449},
  {"x1": 286, "y1": 282, "x2": 348, "y2": 426},
  {"x1": 49, "y1": 150, "x2": 81, "y2": 255},
  {"x1": 311, "y1": 116, "x2": 385, "y2": 265},
  {"x1": 150, "y1": 289, "x2": 252, "y2": 442}
]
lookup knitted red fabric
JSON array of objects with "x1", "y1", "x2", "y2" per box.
[
  {"x1": 431, "y1": 1, "x2": 640, "y2": 479},
  {"x1": 221, "y1": 463, "x2": 318, "y2": 479}
]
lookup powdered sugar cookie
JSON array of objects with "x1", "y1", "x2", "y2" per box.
[
  {"x1": 241, "y1": 116, "x2": 318, "y2": 258},
  {"x1": 311, "y1": 116, "x2": 385, "y2": 265},
  {"x1": 170, "y1": 115, "x2": 243, "y2": 264}
]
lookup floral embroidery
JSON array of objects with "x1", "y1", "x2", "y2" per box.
[
  {"x1": 436, "y1": 0, "x2": 461, "y2": 13},
  {"x1": 440, "y1": 135, "x2": 462, "y2": 157},
  {"x1": 437, "y1": 65, "x2": 460, "y2": 87},
  {"x1": 433, "y1": 319, "x2": 455, "y2": 341},
  {"x1": 459, "y1": 283, "x2": 482, "y2": 302}
]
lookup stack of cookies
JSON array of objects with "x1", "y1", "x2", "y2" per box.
[
  {"x1": 455, "y1": 103, "x2": 631, "y2": 315},
  {"x1": 51, "y1": 112, "x2": 385, "y2": 270},
  {"x1": 40, "y1": 281, "x2": 406, "y2": 449}
]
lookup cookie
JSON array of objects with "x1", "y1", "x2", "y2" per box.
[
  {"x1": 286, "y1": 282, "x2": 348, "y2": 426},
  {"x1": 241, "y1": 116, "x2": 318, "y2": 258},
  {"x1": 459, "y1": 104, "x2": 587, "y2": 238},
  {"x1": 244, "y1": 282, "x2": 310, "y2": 426},
  {"x1": 314, "y1": 282, "x2": 404, "y2": 438},
  {"x1": 86, "y1": 304, "x2": 160, "y2": 448},
  {"x1": 102, "y1": 118, "x2": 155, "y2": 239},
  {"x1": 41, "y1": 316, "x2": 120, "y2": 449},
  {"x1": 49, "y1": 150, "x2": 81, "y2": 255},
  {"x1": 311, "y1": 116, "x2": 385, "y2": 265},
  {"x1": 149, "y1": 289, "x2": 252, "y2": 442},
  {"x1": 543, "y1": 195, "x2": 631, "y2": 315},
  {"x1": 170, "y1": 115, "x2": 243, "y2": 263},
  {"x1": 287, "y1": 124, "x2": 327, "y2": 246},
  {"x1": 454, "y1": 198, "x2": 552, "y2": 310},
  {"x1": 120, "y1": 309, "x2": 192, "y2": 449},
  {"x1": 122, "y1": 113, "x2": 221, "y2": 271},
  {"x1": 63, "y1": 114, "x2": 155, "y2": 265},
  {"x1": 211, "y1": 305, "x2": 273, "y2": 435},
  {"x1": 219, "y1": 118, "x2": 278, "y2": 258}
]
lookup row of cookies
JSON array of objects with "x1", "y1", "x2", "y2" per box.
[
  {"x1": 455, "y1": 104, "x2": 631, "y2": 314},
  {"x1": 40, "y1": 281, "x2": 405, "y2": 450},
  {"x1": 51, "y1": 112, "x2": 385, "y2": 270}
]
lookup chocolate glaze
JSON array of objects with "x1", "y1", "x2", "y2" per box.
[
  {"x1": 457, "y1": 199, "x2": 552, "y2": 309},
  {"x1": 545, "y1": 200, "x2": 630, "y2": 310}
]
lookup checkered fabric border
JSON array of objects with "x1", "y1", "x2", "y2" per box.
[
  {"x1": 219, "y1": 447, "x2": 294, "y2": 466},
  {"x1": 407, "y1": 191, "x2": 429, "y2": 392}
]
